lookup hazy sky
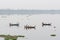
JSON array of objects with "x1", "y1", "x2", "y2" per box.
[{"x1": 0, "y1": 0, "x2": 60, "y2": 10}]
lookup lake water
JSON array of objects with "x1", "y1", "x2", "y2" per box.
[{"x1": 0, "y1": 14, "x2": 59, "y2": 40}]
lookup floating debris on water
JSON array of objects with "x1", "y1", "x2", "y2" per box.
[
  {"x1": 9, "y1": 23, "x2": 19, "y2": 27},
  {"x1": 42, "y1": 22, "x2": 51, "y2": 27},
  {"x1": 50, "y1": 34, "x2": 56, "y2": 37},
  {"x1": 24, "y1": 25, "x2": 36, "y2": 30}
]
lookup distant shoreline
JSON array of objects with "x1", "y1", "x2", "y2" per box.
[{"x1": 0, "y1": 10, "x2": 60, "y2": 15}]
